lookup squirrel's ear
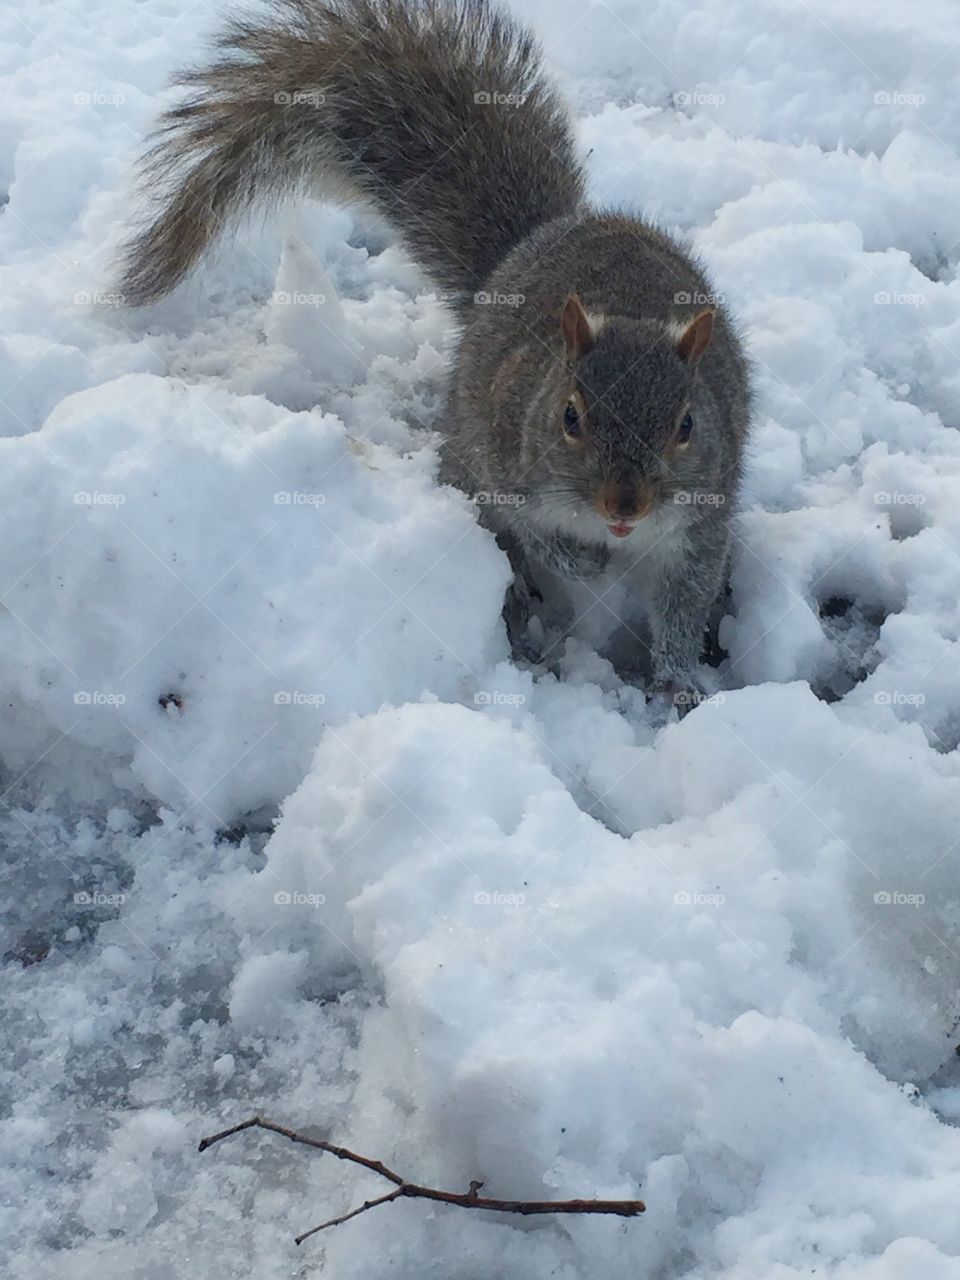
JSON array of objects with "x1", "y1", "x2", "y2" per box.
[
  {"x1": 561, "y1": 294, "x2": 595, "y2": 359},
  {"x1": 675, "y1": 309, "x2": 714, "y2": 365}
]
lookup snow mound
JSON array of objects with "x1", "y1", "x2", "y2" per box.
[
  {"x1": 230, "y1": 693, "x2": 960, "y2": 1276},
  {"x1": 0, "y1": 373, "x2": 507, "y2": 816}
]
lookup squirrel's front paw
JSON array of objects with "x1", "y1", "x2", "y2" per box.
[{"x1": 502, "y1": 577, "x2": 543, "y2": 664}]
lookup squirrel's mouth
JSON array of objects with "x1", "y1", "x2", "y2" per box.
[
  {"x1": 605, "y1": 503, "x2": 655, "y2": 537},
  {"x1": 607, "y1": 520, "x2": 638, "y2": 538},
  {"x1": 597, "y1": 488, "x2": 656, "y2": 537}
]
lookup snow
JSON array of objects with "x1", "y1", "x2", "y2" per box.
[{"x1": 3, "y1": 0, "x2": 960, "y2": 1277}]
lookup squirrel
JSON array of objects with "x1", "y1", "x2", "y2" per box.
[{"x1": 116, "y1": 0, "x2": 751, "y2": 712}]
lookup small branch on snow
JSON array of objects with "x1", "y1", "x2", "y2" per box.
[{"x1": 198, "y1": 1115, "x2": 646, "y2": 1244}]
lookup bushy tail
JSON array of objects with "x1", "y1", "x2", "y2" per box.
[{"x1": 116, "y1": 0, "x2": 585, "y2": 307}]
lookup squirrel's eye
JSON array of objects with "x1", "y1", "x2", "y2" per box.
[
  {"x1": 678, "y1": 412, "x2": 694, "y2": 445},
  {"x1": 563, "y1": 399, "x2": 582, "y2": 438}
]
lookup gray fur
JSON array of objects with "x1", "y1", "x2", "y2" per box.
[
  {"x1": 116, "y1": 0, "x2": 584, "y2": 307},
  {"x1": 117, "y1": 0, "x2": 751, "y2": 705},
  {"x1": 442, "y1": 213, "x2": 751, "y2": 699}
]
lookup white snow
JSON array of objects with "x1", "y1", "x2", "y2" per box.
[{"x1": 3, "y1": 0, "x2": 960, "y2": 1277}]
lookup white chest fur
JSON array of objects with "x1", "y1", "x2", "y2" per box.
[{"x1": 526, "y1": 501, "x2": 691, "y2": 651}]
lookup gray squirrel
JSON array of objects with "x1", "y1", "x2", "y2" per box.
[{"x1": 117, "y1": 0, "x2": 751, "y2": 711}]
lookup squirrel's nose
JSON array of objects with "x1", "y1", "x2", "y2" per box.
[
  {"x1": 595, "y1": 481, "x2": 654, "y2": 523},
  {"x1": 613, "y1": 488, "x2": 636, "y2": 518}
]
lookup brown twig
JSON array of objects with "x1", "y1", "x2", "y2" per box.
[{"x1": 198, "y1": 1115, "x2": 645, "y2": 1243}]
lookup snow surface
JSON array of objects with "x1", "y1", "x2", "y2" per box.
[{"x1": 3, "y1": 0, "x2": 960, "y2": 1276}]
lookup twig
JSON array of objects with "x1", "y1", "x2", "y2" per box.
[
  {"x1": 199, "y1": 1115, "x2": 645, "y2": 1243},
  {"x1": 297, "y1": 1189, "x2": 404, "y2": 1242}
]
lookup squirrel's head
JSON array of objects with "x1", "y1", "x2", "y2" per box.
[{"x1": 542, "y1": 295, "x2": 715, "y2": 540}]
